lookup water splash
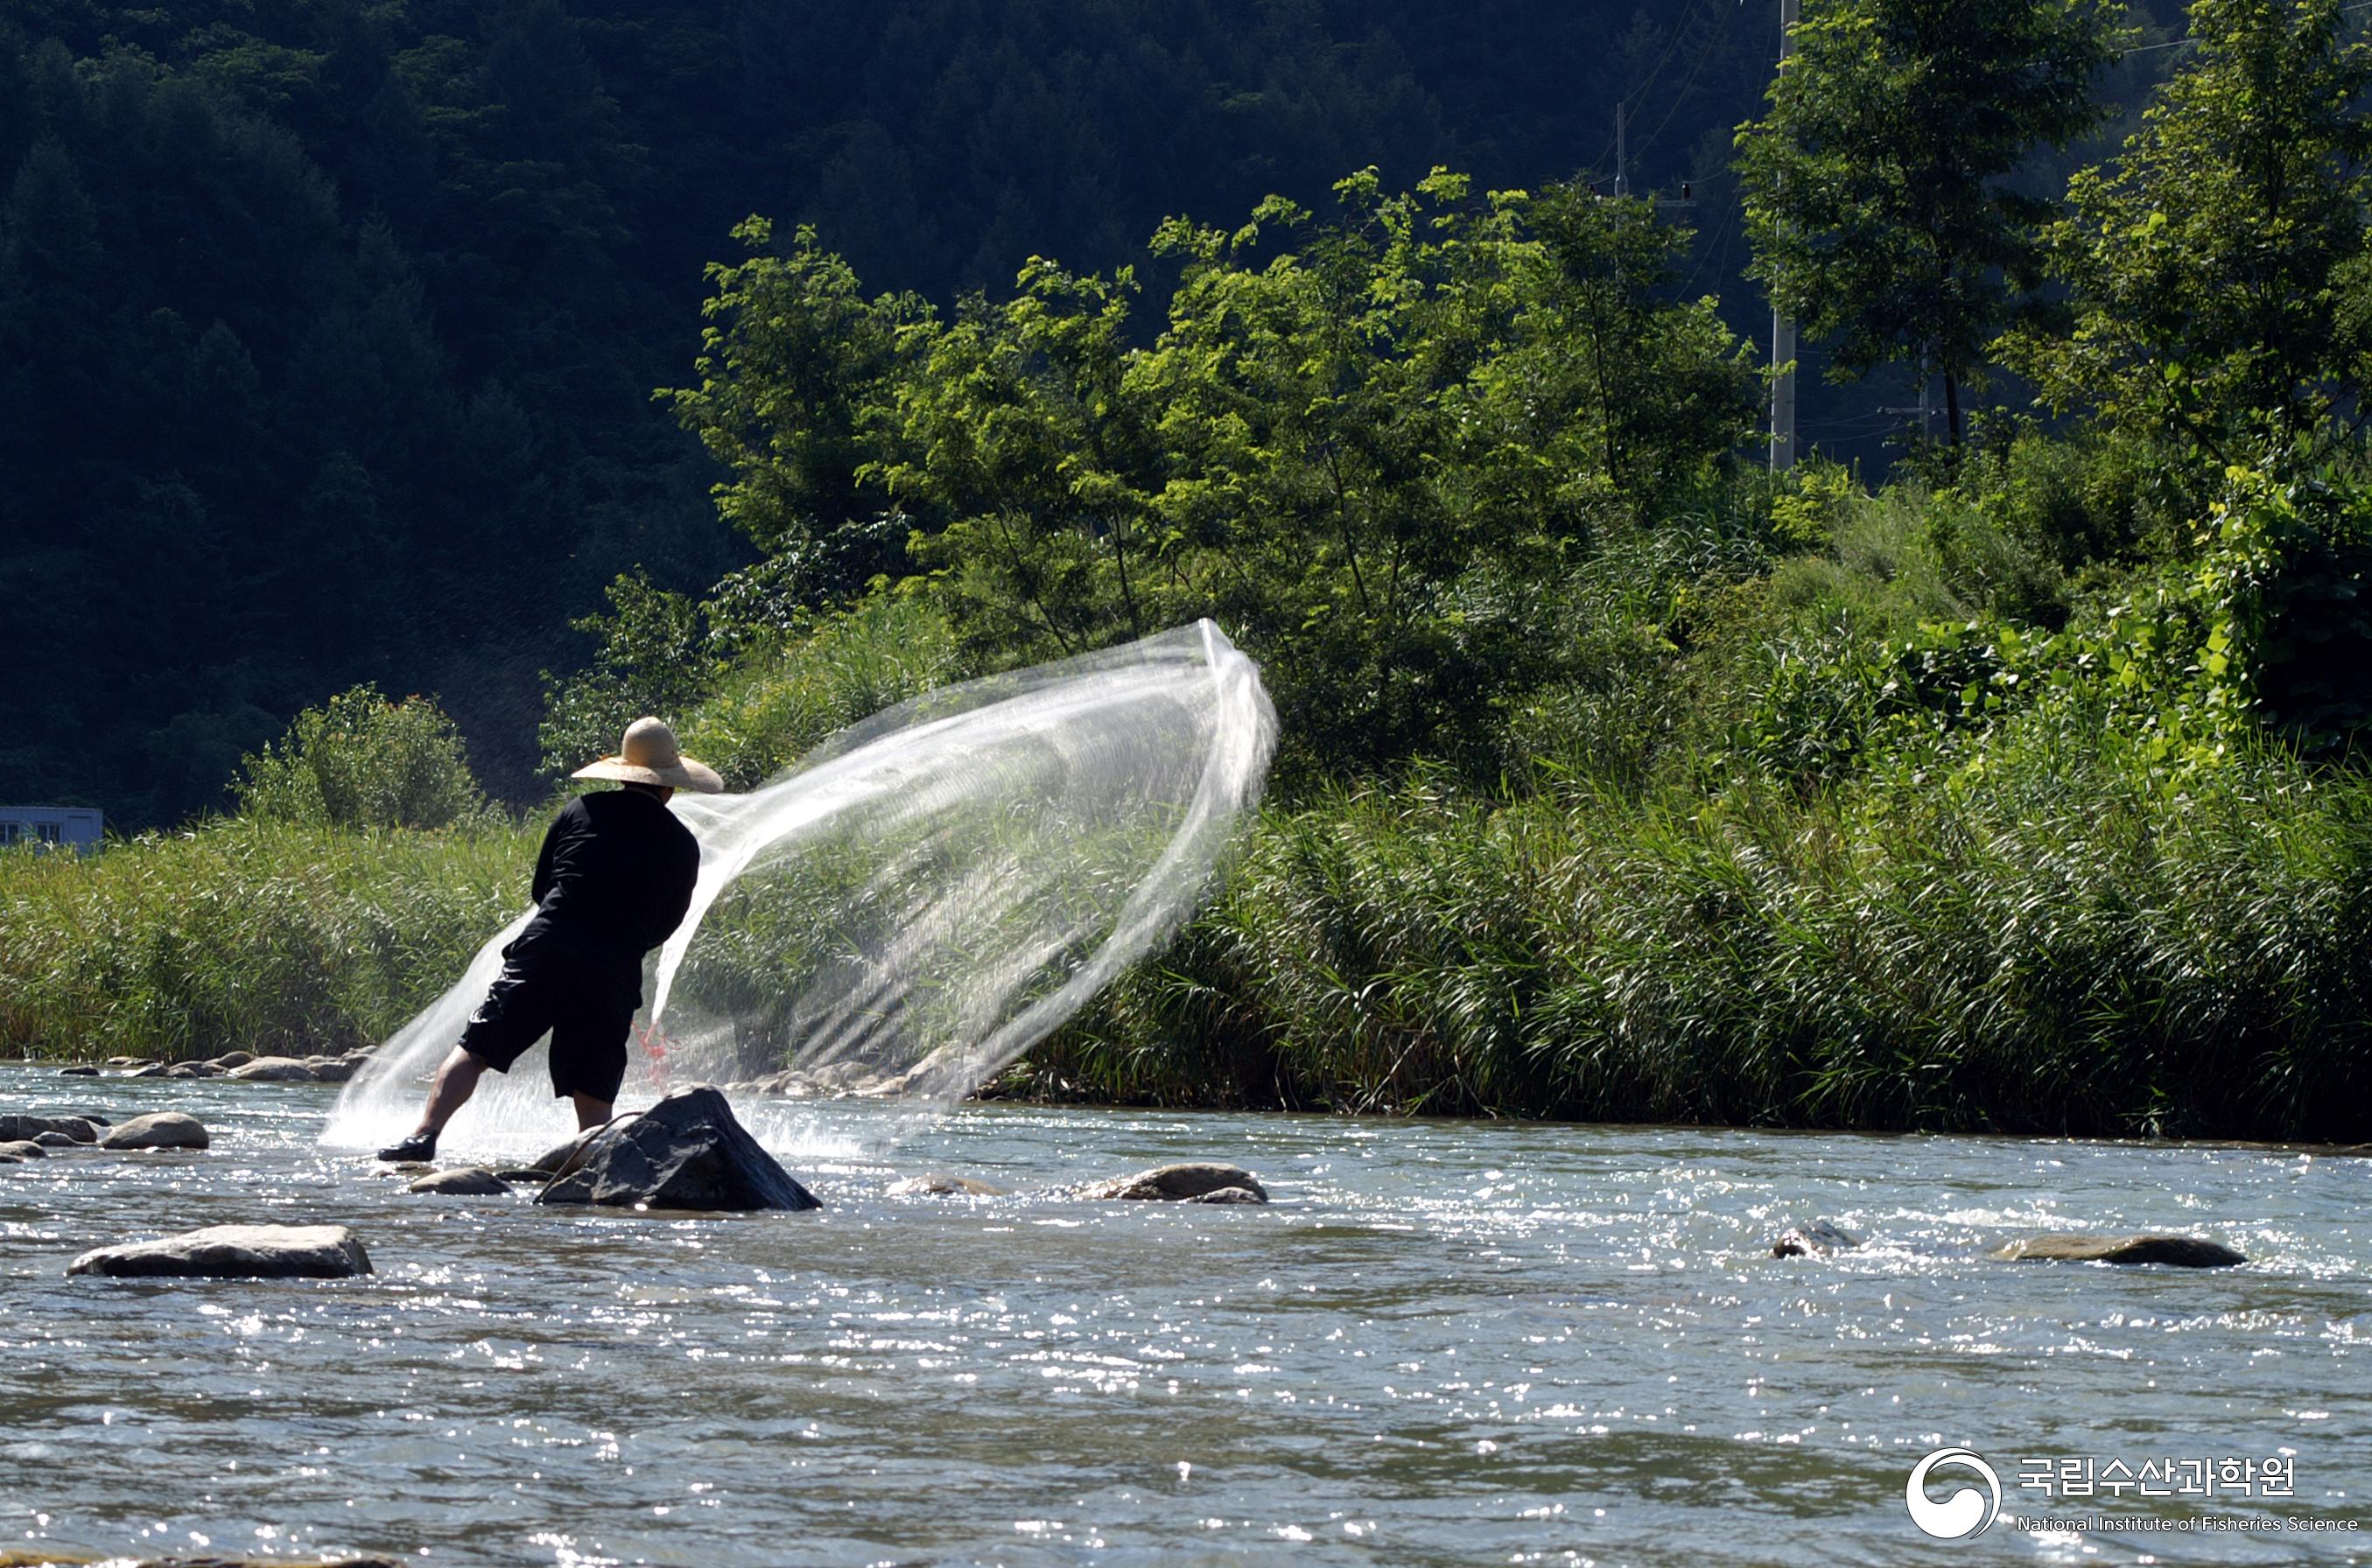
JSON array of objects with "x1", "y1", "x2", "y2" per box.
[{"x1": 323, "y1": 621, "x2": 1276, "y2": 1155}]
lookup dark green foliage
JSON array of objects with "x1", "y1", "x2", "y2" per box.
[
  {"x1": 673, "y1": 172, "x2": 1758, "y2": 780},
  {"x1": 4, "y1": 0, "x2": 1823, "y2": 828},
  {"x1": 2004, "y1": 0, "x2": 2372, "y2": 470},
  {"x1": 1737, "y1": 0, "x2": 2129, "y2": 443}
]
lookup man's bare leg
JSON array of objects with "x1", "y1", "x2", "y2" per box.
[
  {"x1": 569, "y1": 1092, "x2": 614, "y2": 1132},
  {"x1": 376, "y1": 1045, "x2": 488, "y2": 1160},
  {"x1": 418, "y1": 1046, "x2": 490, "y2": 1137}
]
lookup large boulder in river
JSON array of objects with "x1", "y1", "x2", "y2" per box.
[
  {"x1": 1995, "y1": 1233, "x2": 2244, "y2": 1268},
  {"x1": 0, "y1": 1113, "x2": 97, "y2": 1144},
  {"x1": 100, "y1": 1112, "x2": 210, "y2": 1151},
  {"x1": 68, "y1": 1223, "x2": 372, "y2": 1279},
  {"x1": 537, "y1": 1086, "x2": 820, "y2": 1212},
  {"x1": 1077, "y1": 1162, "x2": 1270, "y2": 1203},
  {"x1": 0, "y1": 1139, "x2": 47, "y2": 1159}
]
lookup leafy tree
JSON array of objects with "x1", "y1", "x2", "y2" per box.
[
  {"x1": 1737, "y1": 0, "x2": 2128, "y2": 444},
  {"x1": 2003, "y1": 0, "x2": 2372, "y2": 467},
  {"x1": 665, "y1": 219, "x2": 930, "y2": 598}
]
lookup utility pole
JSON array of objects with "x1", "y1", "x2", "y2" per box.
[
  {"x1": 1614, "y1": 102, "x2": 1629, "y2": 198},
  {"x1": 1769, "y1": 0, "x2": 1799, "y2": 473}
]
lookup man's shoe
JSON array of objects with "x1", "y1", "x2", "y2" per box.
[{"x1": 376, "y1": 1131, "x2": 437, "y2": 1162}]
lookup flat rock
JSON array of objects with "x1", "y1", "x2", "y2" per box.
[
  {"x1": 57, "y1": 1064, "x2": 99, "y2": 1076},
  {"x1": 538, "y1": 1085, "x2": 820, "y2": 1212},
  {"x1": 1772, "y1": 1220, "x2": 1863, "y2": 1257},
  {"x1": 165, "y1": 1060, "x2": 219, "y2": 1078},
  {"x1": 887, "y1": 1172, "x2": 1007, "y2": 1197},
  {"x1": 1077, "y1": 1162, "x2": 1270, "y2": 1203},
  {"x1": 0, "y1": 1113, "x2": 97, "y2": 1144},
  {"x1": 34, "y1": 1130, "x2": 80, "y2": 1148},
  {"x1": 303, "y1": 1058, "x2": 357, "y2": 1083},
  {"x1": 0, "y1": 1139, "x2": 47, "y2": 1159},
  {"x1": 68, "y1": 1223, "x2": 372, "y2": 1279},
  {"x1": 490, "y1": 1166, "x2": 555, "y2": 1182},
  {"x1": 1995, "y1": 1233, "x2": 2245, "y2": 1268},
  {"x1": 228, "y1": 1056, "x2": 320, "y2": 1082},
  {"x1": 130, "y1": 1062, "x2": 172, "y2": 1077},
  {"x1": 101, "y1": 1112, "x2": 211, "y2": 1151},
  {"x1": 211, "y1": 1050, "x2": 256, "y2": 1068},
  {"x1": 407, "y1": 1166, "x2": 512, "y2": 1196}
]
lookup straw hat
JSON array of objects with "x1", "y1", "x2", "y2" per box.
[{"x1": 572, "y1": 717, "x2": 724, "y2": 793}]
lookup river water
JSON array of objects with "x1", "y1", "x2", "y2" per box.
[{"x1": 2, "y1": 1065, "x2": 2366, "y2": 1567}]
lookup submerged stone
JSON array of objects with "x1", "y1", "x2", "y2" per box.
[
  {"x1": 887, "y1": 1172, "x2": 1007, "y2": 1197},
  {"x1": 101, "y1": 1112, "x2": 210, "y2": 1151},
  {"x1": 408, "y1": 1166, "x2": 512, "y2": 1197},
  {"x1": 57, "y1": 1064, "x2": 98, "y2": 1076},
  {"x1": 1077, "y1": 1162, "x2": 1270, "y2": 1202},
  {"x1": 1994, "y1": 1233, "x2": 2244, "y2": 1268},
  {"x1": 1772, "y1": 1220, "x2": 1863, "y2": 1257},
  {"x1": 537, "y1": 1085, "x2": 820, "y2": 1213},
  {"x1": 68, "y1": 1223, "x2": 372, "y2": 1279}
]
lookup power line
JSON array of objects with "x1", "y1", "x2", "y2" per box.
[
  {"x1": 1583, "y1": 0, "x2": 1709, "y2": 176},
  {"x1": 2123, "y1": 0, "x2": 2372, "y2": 56}
]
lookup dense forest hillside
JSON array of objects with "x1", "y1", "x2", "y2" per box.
[{"x1": 1, "y1": 0, "x2": 2179, "y2": 825}]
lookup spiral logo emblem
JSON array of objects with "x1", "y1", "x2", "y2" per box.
[{"x1": 1905, "y1": 1447, "x2": 2002, "y2": 1539}]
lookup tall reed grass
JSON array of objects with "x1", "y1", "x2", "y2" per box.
[
  {"x1": 0, "y1": 818, "x2": 532, "y2": 1061},
  {"x1": 1019, "y1": 724, "x2": 2372, "y2": 1141}
]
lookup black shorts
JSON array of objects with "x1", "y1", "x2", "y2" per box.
[{"x1": 457, "y1": 931, "x2": 642, "y2": 1103}]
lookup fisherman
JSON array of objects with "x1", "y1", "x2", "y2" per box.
[{"x1": 376, "y1": 718, "x2": 721, "y2": 1161}]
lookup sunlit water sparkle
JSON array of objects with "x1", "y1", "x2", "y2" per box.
[{"x1": 4, "y1": 1068, "x2": 2368, "y2": 1567}]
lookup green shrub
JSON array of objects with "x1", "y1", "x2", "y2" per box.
[{"x1": 236, "y1": 687, "x2": 488, "y2": 830}]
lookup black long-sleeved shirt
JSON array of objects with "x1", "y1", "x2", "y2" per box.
[{"x1": 521, "y1": 789, "x2": 702, "y2": 969}]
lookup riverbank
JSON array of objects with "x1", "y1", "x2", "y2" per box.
[{"x1": 8, "y1": 726, "x2": 2368, "y2": 1143}]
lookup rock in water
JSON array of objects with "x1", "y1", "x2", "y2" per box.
[
  {"x1": 212, "y1": 1049, "x2": 256, "y2": 1068},
  {"x1": 0, "y1": 1114, "x2": 97, "y2": 1144},
  {"x1": 529, "y1": 1125, "x2": 608, "y2": 1180},
  {"x1": 68, "y1": 1224, "x2": 372, "y2": 1279},
  {"x1": 537, "y1": 1086, "x2": 820, "y2": 1212},
  {"x1": 1077, "y1": 1162, "x2": 1270, "y2": 1202},
  {"x1": 57, "y1": 1064, "x2": 98, "y2": 1076},
  {"x1": 1994, "y1": 1233, "x2": 2245, "y2": 1268},
  {"x1": 100, "y1": 1113, "x2": 210, "y2": 1151},
  {"x1": 1772, "y1": 1220, "x2": 1863, "y2": 1257},
  {"x1": 407, "y1": 1167, "x2": 512, "y2": 1196},
  {"x1": 887, "y1": 1172, "x2": 1007, "y2": 1197},
  {"x1": 228, "y1": 1056, "x2": 320, "y2": 1082},
  {"x1": 0, "y1": 1140, "x2": 46, "y2": 1159}
]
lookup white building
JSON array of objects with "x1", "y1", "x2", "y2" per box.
[{"x1": 0, "y1": 806, "x2": 105, "y2": 853}]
